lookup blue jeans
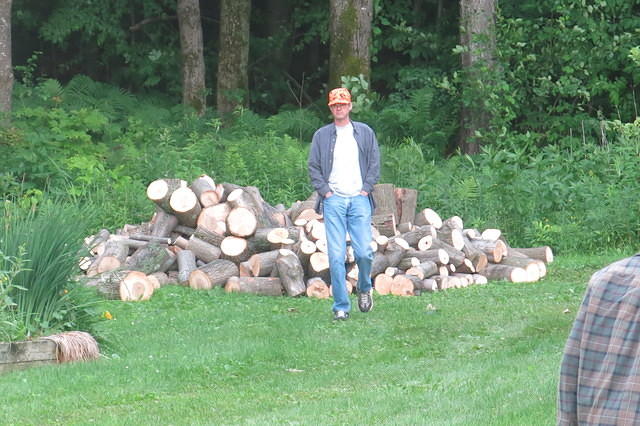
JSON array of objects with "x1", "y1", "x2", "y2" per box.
[{"x1": 323, "y1": 194, "x2": 374, "y2": 313}]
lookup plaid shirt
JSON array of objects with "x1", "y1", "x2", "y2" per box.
[{"x1": 558, "y1": 254, "x2": 640, "y2": 425}]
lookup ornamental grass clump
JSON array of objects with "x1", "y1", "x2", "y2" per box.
[{"x1": 0, "y1": 199, "x2": 100, "y2": 341}]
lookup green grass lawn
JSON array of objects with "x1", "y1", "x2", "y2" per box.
[{"x1": 0, "y1": 252, "x2": 631, "y2": 425}]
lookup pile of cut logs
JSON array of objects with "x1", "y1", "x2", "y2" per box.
[{"x1": 78, "y1": 175, "x2": 553, "y2": 302}]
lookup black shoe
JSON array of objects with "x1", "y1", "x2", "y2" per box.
[
  {"x1": 333, "y1": 310, "x2": 350, "y2": 321},
  {"x1": 358, "y1": 290, "x2": 373, "y2": 313}
]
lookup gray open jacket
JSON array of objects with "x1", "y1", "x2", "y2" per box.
[{"x1": 307, "y1": 120, "x2": 380, "y2": 213}]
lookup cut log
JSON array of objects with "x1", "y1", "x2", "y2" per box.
[
  {"x1": 220, "y1": 236, "x2": 252, "y2": 263},
  {"x1": 510, "y1": 246, "x2": 554, "y2": 264},
  {"x1": 227, "y1": 186, "x2": 282, "y2": 229},
  {"x1": 197, "y1": 203, "x2": 230, "y2": 235},
  {"x1": 470, "y1": 239, "x2": 507, "y2": 263},
  {"x1": 384, "y1": 267, "x2": 399, "y2": 277},
  {"x1": 188, "y1": 259, "x2": 238, "y2": 289},
  {"x1": 148, "y1": 271, "x2": 172, "y2": 287},
  {"x1": 96, "y1": 240, "x2": 129, "y2": 274},
  {"x1": 375, "y1": 235, "x2": 389, "y2": 252},
  {"x1": 124, "y1": 243, "x2": 176, "y2": 274},
  {"x1": 483, "y1": 264, "x2": 528, "y2": 283},
  {"x1": 146, "y1": 178, "x2": 187, "y2": 213},
  {"x1": 418, "y1": 278, "x2": 438, "y2": 293},
  {"x1": 404, "y1": 248, "x2": 449, "y2": 265},
  {"x1": 219, "y1": 182, "x2": 242, "y2": 202},
  {"x1": 308, "y1": 252, "x2": 330, "y2": 281},
  {"x1": 396, "y1": 222, "x2": 413, "y2": 233},
  {"x1": 186, "y1": 236, "x2": 222, "y2": 263},
  {"x1": 398, "y1": 225, "x2": 436, "y2": 248},
  {"x1": 417, "y1": 236, "x2": 433, "y2": 251},
  {"x1": 84, "y1": 229, "x2": 110, "y2": 256},
  {"x1": 276, "y1": 249, "x2": 306, "y2": 297},
  {"x1": 373, "y1": 183, "x2": 397, "y2": 221},
  {"x1": 372, "y1": 213, "x2": 397, "y2": 237},
  {"x1": 306, "y1": 220, "x2": 326, "y2": 241},
  {"x1": 405, "y1": 261, "x2": 439, "y2": 280},
  {"x1": 169, "y1": 187, "x2": 202, "y2": 228},
  {"x1": 192, "y1": 226, "x2": 225, "y2": 247},
  {"x1": 394, "y1": 187, "x2": 418, "y2": 225},
  {"x1": 472, "y1": 274, "x2": 488, "y2": 285},
  {"x1": 374, "y1": 273, "x2": 393, "y2": 295},
  {"x1": 390, "y1": 275, "x2": 415, "y2": 296},
  {"x1": 129, "y1": 234, "x2": 171, "y2": 245},
  {"x1": 306, "y1": 277, "x2": 330, "y2": 299},
  {"x1": 120, "y1": 271, "x2": 154, "y2": 301},
  {"x1": 190, "y1": 174, "x2": 219, "y2": 207},
  {"x1": 177, "y1": 250, "x2": 197, "y2": 284},
  {"x1": 442, "y1": 216, "x2": 464, "y2": 230},
  {"x1": 481, "y1": 228, "x2": 501, "y2": 241},
  {"x1": 436, "y1": 223, "x2": 465, "y2": 251},
  {"x1": 151, "y1": 207, "x2": 179, "y2": 237},
  {"x1": 224, "y1": 276, "x2": 283, "y2": 296},
  {"x1": 388, "y1": 237, "x2": 410, "y2": 251},
  {"x1": 247, "y1": 250, "x2": 280, "y2": 277},
  {"x1": 461, "y1": 235, "x2": 488, "y2": 273},
  {"x1": 174, "y1": 225, "x2": 195, "y2": 237},
  {"x1": 371, "y1": 249, "x2": 405, "y2": 277},
  {"x1": 289, "y1": 194, "x2": 319, "y2": 223},
  {"x1": 226, "y1": 207, "x2": 258, "y2": 237},
  {"x1": 414, "y1": 208, "x2": 442, "y2": 229},
  {"x1": 500, "y1": 255, "x2": 546, "y2": 280},
  {"x1": 397, "y1": 256, "x2": 420, "y2": 270}
]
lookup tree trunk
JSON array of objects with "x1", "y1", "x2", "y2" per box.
[
  {"x1": 177, "y1": 0, "x2": 206, "y2": 115},
  {"x1": 217, "y1": 0, "x2": 251, "y2": 117},
  {"x1": 458, "y1": 0, "x2": 497, "y2": 154},
  {"x1": 0, "y1": 0, "x2": 12, "y2": 119},
  {"x1": 329, "y1": 0, "x2": 373, "y2": 88}
]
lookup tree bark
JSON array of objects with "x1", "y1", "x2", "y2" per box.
[
  {"x1": 225, "y1": 276, "x2": 283, "y2": 296},
  {"x1": 217, "y1": 0, "x2": 251, "y2": 117},
  {"x1": 188, "y1": 259, "x2": 238, "y2": 289},
  {"x1": 458, "y1": 0, "x2": 497, "y2": 154},
  {"x1": 177, "y1": 0, "x2": 206, "y2": 115},
  {"x1": 329, "y1": 0, "x2": 373, "y2": 88},
  {"x1": 0, "y1": 0, "x2": 12, "y2": 119},
  {"x1": 275, "y1": 249, "x2": 306, "y2": 297}
]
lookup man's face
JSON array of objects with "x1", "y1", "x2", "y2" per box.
[{"x1": 329, "y1": 102, "x2": 352, "y2": 121}]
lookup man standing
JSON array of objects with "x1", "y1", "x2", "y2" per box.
[
  {"x1": 558, "y1": 253, "x2": 640, "y2": 425},
  {"x1": 308, "y1": 87, "x2": 380, "y2": 321}
]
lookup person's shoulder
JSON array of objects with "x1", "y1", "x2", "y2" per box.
[
  {"x1": 589, "y1": 253, "x2": 640, "y2": 289},
  {"x1": 312, "y1": 123, "x2": 335, "y2": 139},
  {"x1": 352, "y1": 121, "x2": 374, "y2": 133}
]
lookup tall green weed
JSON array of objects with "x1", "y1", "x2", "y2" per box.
[{"x1": 0, "y1": 199, "x2": 101, "y2": 340}]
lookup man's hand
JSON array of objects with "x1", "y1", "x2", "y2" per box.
[
  {"x1": 360, "y1": 190, "x2": 368, "y2": 196},
  {"x1": 325, "y1": 191, "x2": 333, "y2": 198}
]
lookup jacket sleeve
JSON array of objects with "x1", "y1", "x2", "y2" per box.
[
  {"x1": 308, "y1": 132, "x2": 332, "y2": 197},
  {"x1": 361, "y1": 130, "x2": 380, "y2": 194}
]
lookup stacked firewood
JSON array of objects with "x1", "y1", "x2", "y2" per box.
[{"x1": 77, "y1": 175, "x2": 554, "y2": 301}]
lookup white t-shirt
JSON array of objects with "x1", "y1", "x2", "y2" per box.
[{"x1": 328, "y1": 122, "x2": 362, "y2": 197}]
